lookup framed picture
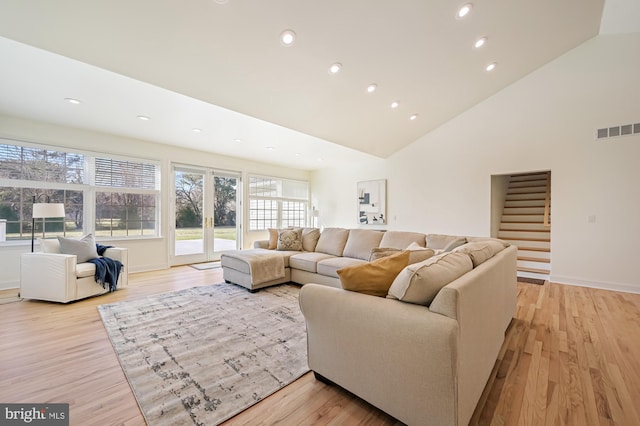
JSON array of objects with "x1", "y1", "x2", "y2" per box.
[{"x1": 357, "y1": 179, "x2": 386, "y2": 225}]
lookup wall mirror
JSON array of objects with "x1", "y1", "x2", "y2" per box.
[{"x1": 357, "y1": 179, "x2": 386, "y2": 225}]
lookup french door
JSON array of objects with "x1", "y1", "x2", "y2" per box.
[{"x1": 171, "y1": 165, "x2": 241, "y2": 265}]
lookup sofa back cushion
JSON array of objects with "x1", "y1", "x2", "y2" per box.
[
  {"x1": 342, "y1": 229, "x2": 385, "y2": 260},
  {"x1": 369, "y1": 245, "x2": 435, "y2": 265},
  {"x1": 426, "y1": 234, "x2": 467, "y2": 251},
  {"x1": 39, "y1": 238, "x2": 61, "y2": 254},
  {"x1": 300, "y1": 228, "x2": 321, "y2": 252},
  {"x1": 315, "y1": 228, "x2": 350, "y2": 256},
  {"x1": 379, "y1": 231, "x2": 426, "y2": 249},
  {"x1": 453, "y1": 240, "x2": 506, "y2": 267},
  {"x1": 387, "y1": 251, "x2": 473, "y2": 305}
]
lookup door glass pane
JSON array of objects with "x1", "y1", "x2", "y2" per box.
[
  {"x1": 175, "y1": 170, "x2": 204, "y2": 256},
  {"x1": 213, "y1": 176, "x2": 237, "y2": 251}
]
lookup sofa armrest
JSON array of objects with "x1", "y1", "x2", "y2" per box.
[
  {"x1": 253, "y1": 240, "x2": 270, "y2": 249},
  {"x1": 20, "y1": 253, "x2": 77, "y2": 302},
  {"x1": 103, "y1": 247, "x2": 129, "y2": 287},
  {"x1": 299, "y1": 284, "x2": 459, "y2": 426}
]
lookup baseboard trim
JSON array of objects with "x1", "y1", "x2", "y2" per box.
[{"x1": 551, "y1": 275, "x2": 640, "y2": 294}]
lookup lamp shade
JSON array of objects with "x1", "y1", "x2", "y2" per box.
[{"x1": 32, "y1": 203, "x2": 65, "y2": 219}]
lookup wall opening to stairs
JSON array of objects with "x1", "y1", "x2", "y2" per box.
[{"x1": 491, "y1": 171, "x2": 551, "y2": 281}]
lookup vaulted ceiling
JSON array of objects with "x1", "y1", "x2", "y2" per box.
[{"x1": 0, "y1": 0, "x2": 636, "y2": 170}]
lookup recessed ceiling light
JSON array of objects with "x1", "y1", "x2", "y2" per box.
[
  {"x1": 266, "y1": 146, "x2": 275, "y2": 150},
  {"x1": 137, "y1": 115, "x2": 150, "y2": 121},
  {"x1": 213, "y1": 0, "x2": 228, "y2": 4},
  {"x1": 328, "y1": 63, "x2": 342, "y2": 75},
  {"x1": 409, "y1": 114, "x2": 418, "y2": 121},
  {"x1": 457, "y1": 3, "x2": 473, "y2": 18},
  {"x1": 192, "y1": 128, "x2": 202, "y2": 133},
  {"x1": 64, "y1": 98, "x2": 81, "y2": 104},
  {"x1": 474, "y1": 37, "x2": 487, "y2": 49},
  {"x1": 485, "y1": 62, "x2": 497, "y2": 72},
  {"x1": 367, "y1": 84, "x2": 377, "y2": 93},
  {"x1": 391, "y1": 101, "x2": 399, "y2": 109},
  {"x1": 295, "y1": 153, "x2": 301, "y2": 157},
  {"x1": 280, "y1": 30, "x2": 296, "y2": 46},
  {"x1": 234, "y1": 138, "x2": 242, "y2": 143}
]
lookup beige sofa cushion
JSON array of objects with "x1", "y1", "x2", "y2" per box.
[
  {"x1": 300, "y1": 228, "x2": 321, "y2": 252},
  {"x1": 337, "y1": 251, "x2": 410, "y2": 297},
  {"x1": 453, "y1": 240, "x2": 506, "y2": 267},
  {"x1": 369, "y1": 245, "x2": 435, "y2": 265},
  {"x1": 426, "y1": 234, "x2": 467, "y2": 251},
  {"x1": 289, "y1": 252, "x2": 336, "y2": 273},
  {"x1": 379, "y1": 231, "x2": 426, "y2": 249},
  {"x1": 315, "y1": 228, "x2": 350, "y2": 256},
  {"x1": 317, "y1": 257, "x2": 366, "y2": 278},
  {"x1": 342, "y1": 229, "x2": 385, "y2": 260},
  {"x1": 388, "y1": 252, "x2": 473, "y2": 305}
]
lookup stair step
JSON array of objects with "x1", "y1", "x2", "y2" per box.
[
  {"x1": 503, "y1": 207, "x2": 546, "y2": 214},
  {"x1": 518, "y1": 266, "x2": 551, "y2": 274},
  {"x1": 502, "y1": 215, "x2": 544, "y2": 223},
  {"x1": 506, "y1": 193, "x2": 547, "y2": 201},
  {"x1": 500, "y1": 238, "x2": 551, "y2": 250},
  {"x1": 510, "y1": 172, "x2": 550, "y2": 182},
  {"x1": 504, "y1": 200, "x2": 546, "y2": 207},
  {"x1": 507, "y1": 186, "x2": 548, "y2": 194},
  {"x1": 518, "y1": 270, "x2": 550, "y2": 281},
  {"x1": 518, "y1": 256, "x2": 551, "y2": 263},
  {"x1": 499, "y1": 230, "x2": 550, "y2": 240},
  {"x1": 515, "y1": 246, "x2": 551, "y2": 252},
  {"x1": 500, "y1": 222, "x2": 549, "y2": 231},
  {"x1": 509, "y1": 179, "x2": 548, "y2": 188}
]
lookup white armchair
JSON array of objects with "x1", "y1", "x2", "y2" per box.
[{"x1": 20, "y1": 239, "x2": 128, "y2": 303}]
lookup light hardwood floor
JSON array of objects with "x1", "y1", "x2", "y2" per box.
[{"x1": 1, "y1": 267, "x2": 639, "y2": 425}]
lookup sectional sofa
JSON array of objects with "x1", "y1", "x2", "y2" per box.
[{"x1": 220, "y1": 227, "x2": 517, "y2": 426}]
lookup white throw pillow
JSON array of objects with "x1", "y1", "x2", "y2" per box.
[{"x1": 57, "y1": 234, "x2": 99, "y2": 263}]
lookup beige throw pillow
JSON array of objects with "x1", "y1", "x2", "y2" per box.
[
  {"x1": 338, "y1": 251, "x2": 410, "y2": 297},
  {"x1": 267, "y1": 228, "x2": 279, "y2": 249},
  {"x1": 387, "y1": 252, "x2": 472, "y2": 305},
  {"x1": 276, "y1": 228, "x2": 303, "y2": 251}
]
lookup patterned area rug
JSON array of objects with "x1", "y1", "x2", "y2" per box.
[{"x1": 98, "y1": 283, "x2": 308, "y2": 425}]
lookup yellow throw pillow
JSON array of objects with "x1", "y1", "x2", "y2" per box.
[{"x1": 337, "y1": 251, "x2": 410, "y2": 297}]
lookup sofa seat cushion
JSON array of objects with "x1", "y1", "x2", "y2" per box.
[
  {"x1": 317, "y1": 257, "x2": 367, "y2": 278},
  {"x1": 342, "y1": 229, "x2": 385, "y2": 260},
  {"x1": 289, "y1": 252, "x2": 336, "y2": 273},
  {"x1": 379, "y1": 231, "x2": 426, "y2": 249},
  {"x1": 221, "y1": 249, "x2": 299, "y2": 273},
  {"x1": 315, "y1": 228, "x2": 350, "y2": 256},
  {"x1": 76, "y1": 262, "x2": 96, "y2": 278},
  {"x1": 388, "y1": 252, "x2": 473, "y2": 305}
]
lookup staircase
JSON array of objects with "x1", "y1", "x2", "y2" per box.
[{"x1": 498, "y1": 171, "x2": 551, "y2": 281}]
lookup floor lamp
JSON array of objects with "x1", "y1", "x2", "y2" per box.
[{"x1": 32, "y1": 202, "x2": 66, "y2": 252}]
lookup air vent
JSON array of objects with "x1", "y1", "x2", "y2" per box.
[{"x1": 596, "y1": 122, "x2": 640, "y2": 140}]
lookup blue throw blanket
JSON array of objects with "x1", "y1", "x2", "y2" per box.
[{"x1": 89, "y1": 244, "x2": 124, "y2": 292}]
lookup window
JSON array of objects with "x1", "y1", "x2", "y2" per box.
[
  {"x1": 0, "y1": 139, "x2": 160, "y2": 242},
  {"x1": 248, "y1": 176, "x2": 308, "y2": 230}
]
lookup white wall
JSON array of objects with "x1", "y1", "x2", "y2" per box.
[
  {"x1": 0, "y1": 115, "x2": 309, "y2": 289},
  {"x1": 312, "y1": 33, "x2": 640, "y2": 293}
]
